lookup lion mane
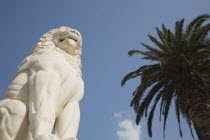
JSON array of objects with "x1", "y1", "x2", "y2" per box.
[{"x1": 19, "y1": 27, "x2": 82, "y2": 77}]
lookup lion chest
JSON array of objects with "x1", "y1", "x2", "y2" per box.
[
  {"x1": 56, "y1": 66, "x2": 84, "y2": 109},
  {"x1": 29, "y1": 54, "x2": 84, "y2": 109}
]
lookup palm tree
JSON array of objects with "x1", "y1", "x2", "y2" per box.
[{"x1": 121, "y1": 14, "x2": 210, "y2": 140}]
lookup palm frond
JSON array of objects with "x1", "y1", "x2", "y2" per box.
[
  {"x1": 186, "y1": 116, "x2": 195, "y2": 140},
  {"x1": 190, "y1": 23, "x2": 210, "y2": 46},
  {"x1": 148, "y1": 34, "x2": 169, "y2": 53},
  {"x1": 121, "y1": 65, "x2": 150, "y2": 86},
  {"x1": 194, "y1": 14, "x2": 210, "y2": 29},
  {"x1": 167, "y1": 29, "x2": 174, "y2": 47},
  {"x1": 175, "y1": 98, "x2": 183, "y2": 137},
  {"x1": 159, "y1": 83, "x2": 174, "y2": 121},
  {"x1": 131, "y1": 64, "x2": 162, "y2": 112},
  {"x1": 186, "y1": 14, "x2": 210, "y2": 35},
  {"x1": 163, "y1": 89, "x2": 174, "y2": 138},
  {"x1": 175, "y1": 19, "x2": 184, "y2": 40},
  {"x1": 128, "y1": 50, "x2": 149, "y2": 56},
  {"x1": 162, "y1": 24, "x2": 168, "y2": 35},
  {"x1": 156, "y1": 27, "x2": 168, "y2": 48},
  {"x1": 136, "y1": 80, "x2": 165, "y2": 124},
  {"x1": 140, "y1": 64, "x2": 161, "y2": 85},
  {"x1": 140, "y1": 43, "x2": 163, "y2": 57},
  {"x1": 147, "y1": 91, "x2": 164, "y2": 137}
]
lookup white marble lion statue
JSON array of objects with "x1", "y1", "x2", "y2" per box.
[{"x1": 0, "y1": 26, "x2": 84, "y2": 140}]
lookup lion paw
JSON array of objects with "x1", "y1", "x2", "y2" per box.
[
  {"x1": 63, "y1": 137, "x2": 77, "y2": 140},
  {"x1": 36, "y1": 134, "x2": 77, "y2": 140},
  {"x1": 36, "y1": 134, "x2": 60, "y2": 140}
]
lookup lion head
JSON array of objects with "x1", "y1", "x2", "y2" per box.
[{"x1": 20, "y1": 26, "x2": 83, "y2": 77}]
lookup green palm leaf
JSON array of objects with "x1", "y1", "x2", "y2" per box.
[
  {"x1": 186, "y1": 14, "x2": 210, "y2": 35},
  {"x1": 122, "y1": 14, "x2": 210, "y2": 139},
  {"x1": 175, "y1": 98, "x2": 183, "y2": 137},
  {"x1": 147, "y1": 91, "x2": 164, "y2": 137},
  {"x1": 136, "y1": 80, "x2": 165, "y2": 124}
]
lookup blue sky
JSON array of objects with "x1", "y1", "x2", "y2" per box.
[{"x1": 0, "y1": 0, "x2": 209, "y2": 140}]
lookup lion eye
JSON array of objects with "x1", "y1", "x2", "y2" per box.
[{"x1": 59, "y1": 38, "x2": 65, "y2": 42}]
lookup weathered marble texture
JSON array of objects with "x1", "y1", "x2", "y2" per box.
[{"x1": 0, "y1": 27, "x2": 84, "y2": 140}]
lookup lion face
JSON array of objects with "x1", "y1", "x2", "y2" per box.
[
  {"x1": 20, "y1": 26, "x2": 82, "y2": 77},
  {"x1": 52, "y1": 26, "x2": 82, "y2": 55}
]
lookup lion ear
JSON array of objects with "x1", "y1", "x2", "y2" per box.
[{"x1": 60, "y1": 26, "x2": 70, "y2": 31}]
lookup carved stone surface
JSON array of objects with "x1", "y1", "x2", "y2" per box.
[{"x1": 0, "y1": 27, "x2": 84, "y2": 140}]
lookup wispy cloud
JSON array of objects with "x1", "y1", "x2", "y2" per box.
[
  {"x1": 114, "y1": 112, "x2": 142, "y2": 140},
  {"x1": 114, "y1": 112, "x2": 123, "y2": 118}
]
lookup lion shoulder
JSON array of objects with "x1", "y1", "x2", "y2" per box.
[{"x1": 17, "y1": 51, "x2": 69, "y2": 75}]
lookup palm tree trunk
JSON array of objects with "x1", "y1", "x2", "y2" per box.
[{"x1": 190, "y1": 102, "x2": 210, "y2": 140}]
